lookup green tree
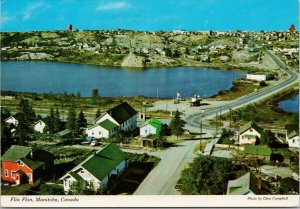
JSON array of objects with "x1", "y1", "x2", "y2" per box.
[
  {"x1": 156, "y1": 135, "x2": 167, "y2": 148},
  {"x1": 91, "y1": 88, "x2": 100, "y2": 105},
  {"x1": 169, "y1": 110, "x2": 186, "y2": 139},
  {"x1": 15, "y1": 99, "x2": 36, "y2": 141},
  {"x1": 46, "y1": 108, "x2": 55, "y2": 133},
  {"x1": 40, "y1": 184, "x2": 65, "y2": 195},
  {"x1": 95, "y1": 109, "x2": 101, "y2": 119},
  {"x1": 260, "y1": 130, "x2": 277, "y2": 147},
  {"x1": 54, "y1": 109, "x2": 62, "y2": 132},
  {"x1": 66, "y1": 106, "x2": 77, "y2": 133},
  {"x1": 68, "y1": 181, "x2": 94, "y2": 195},
  {"x1": 1, "y1": 122, "x2": 12, "y2": 153},
  {"x1": 76, "y1": 110, "x2": 87, "y2": 135},
  {"x1": 177, "y1": 156, "x2": 236, "y2": 195}
]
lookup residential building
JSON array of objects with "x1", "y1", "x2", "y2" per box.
[
  {"x1": 33, "y1": 120, "x2": 47, "y2": 133},
  {"x1": 56, "y1": 129, "x2": 72, "y2": 139},
  {"x1": 286, "y1": 128, "x2": 299, "y2": 148},
  {"x1": 4, "y1": 116, "x2": 18, "y2": 126},
  {"x1": 1, "y1": 145, "x2": 54, "y2": 185},
  {"x1": 87, "y1": 102, "x2": 137, "y2": 139},
  {"x1": 246, "y1": 74, "x2": 267, "y2": 81},
  {"x1": 60, "y1": 144, "x2": 127, "y2": 193},
  {"x1": 86, "y1": 120, "x2": 118, "y2": 139},
  {"x1": 140, "y1": 118, "x2": 163, "y2": 137},
  {"x1": 227, "y1": 172, "x2": 268, "y2": 195},
  {"x1": 235, "y1": 122, "x2": 264, "y2": 145}
]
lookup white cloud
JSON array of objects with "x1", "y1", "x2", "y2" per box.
[
  {"x1": 22, "y1": 1, "x2": 49, "y2": 20},
  {"x1": 96, "y1": 2, "x2": 128, "y2": 11}
]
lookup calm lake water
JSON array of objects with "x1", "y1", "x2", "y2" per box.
[
  {"x1": 1, "y1": 61, "x2": 245, "y2": 98},
  {"x1": 278, "y1": 94, "x2": 299, "y2": 113}
]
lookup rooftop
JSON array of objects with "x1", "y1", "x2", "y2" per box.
[{"x1": 104, "y1": 102, "x2": 137, "y2": 124}]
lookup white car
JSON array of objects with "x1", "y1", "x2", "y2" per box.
[{"x1": 90, "y1": 141, "x2": 99, "y2": 146}]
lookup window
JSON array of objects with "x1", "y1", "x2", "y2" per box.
[
  {"x1": 18, "y1": 161, "x2": 24, "y2": 166},
  {"x1": 65, "y1": 180, "x2": 68, "y2": 186},
  {"x1": 11, "y1": 171, "x2": 15, "y2": 178},
  {"x1": 4, "y1": 169, "x2": 8, "y2": 177},
  {"x1": 27, "y1": 173, "x2": 32, "y2": 181},
  {"x1": 92, "y1": 132, "x2": 94, "y2": 135},
  {"x1": 99, "y1": 131, "x2": 101, "y2": 134},
  {"x1": 250, "y1": 129, "x2": 253, "y2": 132},
  {"x1": 145, "y1": 130, "x2": 147, "y2": 134}
]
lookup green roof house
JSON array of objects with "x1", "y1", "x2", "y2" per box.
[
  {"x1": 285, "y1": 126, "x2": 299, "y2": 148},
  {"x1": 60, "y1": 144, "x2": 127, "y2": 194},
  {"x1": 1, "y1": 145, "x2": 54, "y2": 185},
  {"x1": 140, "y1": 118, "x2": 163, "y2": 137},
  {"x1": 227, "y1": 172, "x2": 268, "y2": 195},
  {"x1": 87, "y1": 102, "x2": 137, "y2": 139},
  {"x1": 237, "y1": 122, "x2": 264, "y2": 145}
]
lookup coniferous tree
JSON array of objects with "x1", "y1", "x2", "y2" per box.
[
  {"x1": 76, "y1": 110, "x2": 87, "y2": 135},
  {"x1": 46, "y1": 108, "x2": 55, "y2": 133},
  {"x1": 169, "y1": 110, "x2": 186, "y2": 139},
  {"x1": 54, "y1": 109, "x2": 62, "y2": 132},
  {"x1": 91, "y1": 88, "x2": 100, "y2": 104},
  {"x1": 95, "y1": 109, "x2": 101, "y2": 119},
  {"x1": 15, "y1": 99, "x2": 36, "y2": 140},
  {"x1": 66, "y1": 106, "x2": 77, "y2": 133}
]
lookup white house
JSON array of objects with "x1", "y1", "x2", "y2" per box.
[
  {"x1": 85, "y1": 120, "x2": 118, "y2": 139},
  {"x1": 140, "y1": 118, "x2": 163, "y2": 137},
  {"x1": 60, "y1": 144, "x2": 127, "y2": 193},
  {"x1": 94, "y1": 102, "x2": 137, "y2": 132},
  {"x1": 246, "y1": 74, "x2": 267, "y2": 81},
  {"x1": 4, "y1": 116, "x2": 19, "y2": 126},
  {"x1": 235, "y1": 122, "x2": 264, "y2": 145},
  {"x1": 33, "y1": 120, "x2": 47, "y2": 133},
  {"x1": 286, "y1": 129, "x2": 299, "y2": 148}
]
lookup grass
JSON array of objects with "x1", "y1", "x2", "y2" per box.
[
  {"x1": 1, "y1": 184, "x2": 34, "y2": 195},
  {"x1": 209, "y1": 79, "x2": 262, "y2": 101}
]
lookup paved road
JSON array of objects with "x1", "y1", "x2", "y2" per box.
[
  {"x1": 134, "y1": 140, "x2": 198, "y2": 195},
  {"x1": 185, "y1": 51, "x2": 299, "y2": 129}
]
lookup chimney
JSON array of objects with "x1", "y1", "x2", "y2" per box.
[{"x1": 257, "y1": 177, "x2": 262, "y2": 190}]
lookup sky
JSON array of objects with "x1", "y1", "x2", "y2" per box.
[{"x1": 0, "y1": 0, "x2": 299, "y2": 32}]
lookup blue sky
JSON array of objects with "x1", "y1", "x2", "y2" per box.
[{"x1": 1, "y1": 0, "x2": 298, "y2": 32}]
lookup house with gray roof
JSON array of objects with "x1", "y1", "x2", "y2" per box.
[
  {"x1": 227, "y1": 172, "x2": 268, "y2": 195},
  {"x1": 60, "y1": 144, "x2": 127, "y2": 193}
]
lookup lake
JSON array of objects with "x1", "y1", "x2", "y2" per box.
[
  {"x1": 1, "y1": 61, "x2": 245, "y2": 98},
  {"x1": 278, "y1": 94, "x2": 299, "y2": 113}
]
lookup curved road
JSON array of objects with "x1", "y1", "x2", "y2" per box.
[
  {"x1": 133, "y1": 51, "x2": 298, "y2": 195},
  {"x1": 186, "y1": 51, "x2": 298, "y2": 129}
]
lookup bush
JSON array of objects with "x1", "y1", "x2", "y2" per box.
[{"x1": 40, "y1": 184, "x2": 64, "y2": 195}]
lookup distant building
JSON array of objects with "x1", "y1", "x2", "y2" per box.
[
  {"x1": 285, "y1": 126, "x2": 299, "y2": 148},
  {"x1": 235, "y1": 122, "x2": 264, "y2": 145},
  {"x1": 140, "y1": 118, "x2": 163, "y2": 137},
  {"x1": 246, "y1": 74, "x2": 267, "y2": 81},
  {"x1": 33, "y1": 120, "x2": 47, "y2": 133},
  {"x1": 4, "y1": 116, "x2": 18, "y2": 126},
  {"x1": 60, "y1": 144, "x2": 127, "y2": 193},
  {"x1": 227, "y1": 172, "x2": 268, "y2": 195},
  {"x1": 86, "y1": 120, "x2": 118, "y2": 139},
  {"x1": 1, "y1": 145, "x2": 54, "y2": 185}
]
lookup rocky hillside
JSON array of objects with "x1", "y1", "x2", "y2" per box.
[{"x1": 1, "y1": 29, "x2": 298, "y2": 70}]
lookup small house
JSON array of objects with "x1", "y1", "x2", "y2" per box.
[
  {"x1": 33, "y1": 120, "x2": 47, "y2": 133},
  {"x1": 4, "y1": 116, "x2": 18, "y2": 126},
  {"x1": 286, "y1": 128, "x2": 299, "y2": 148},
  {"x1": 227, "y1": 172, "x2": 268, "y2": 195},
  {"x1": 236, "y1": 122, "x2": 264, "y2": 145},
  {"x1": 60, "y1": 144, "x2": 127, "y2": 193},
  {"x1": 1, "y1": 145, "x2": 54, "y2": 185},
  {"x1": 86, "y1": 120, "x2": 118, "y2": 139},
  {"x1": 140, "y1": 118, "x2": 163, "y2": 137}
]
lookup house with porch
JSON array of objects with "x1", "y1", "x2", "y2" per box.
[
  {"x1": 33, "y1": 120, "x2": 47, "y2": 133},
  {"x1": 140, "y1": 118, "x2": 163, "y2": 137},
  {"x1": 235, "y1": 122, "x2": 264, "y2": 145},
  {"x1": 1, "y1": 145, "x2": 54, "y2": 185},
  {"x1": 60, "y1": 144, "x2": 127, "y2": 194},
  {"x1": 86, "y1": 102, "x2": 137, "y2": 139}
]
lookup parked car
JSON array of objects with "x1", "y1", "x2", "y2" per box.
[{"x1": 90, "y1": 140, "x2": 99, "y2": 146}]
